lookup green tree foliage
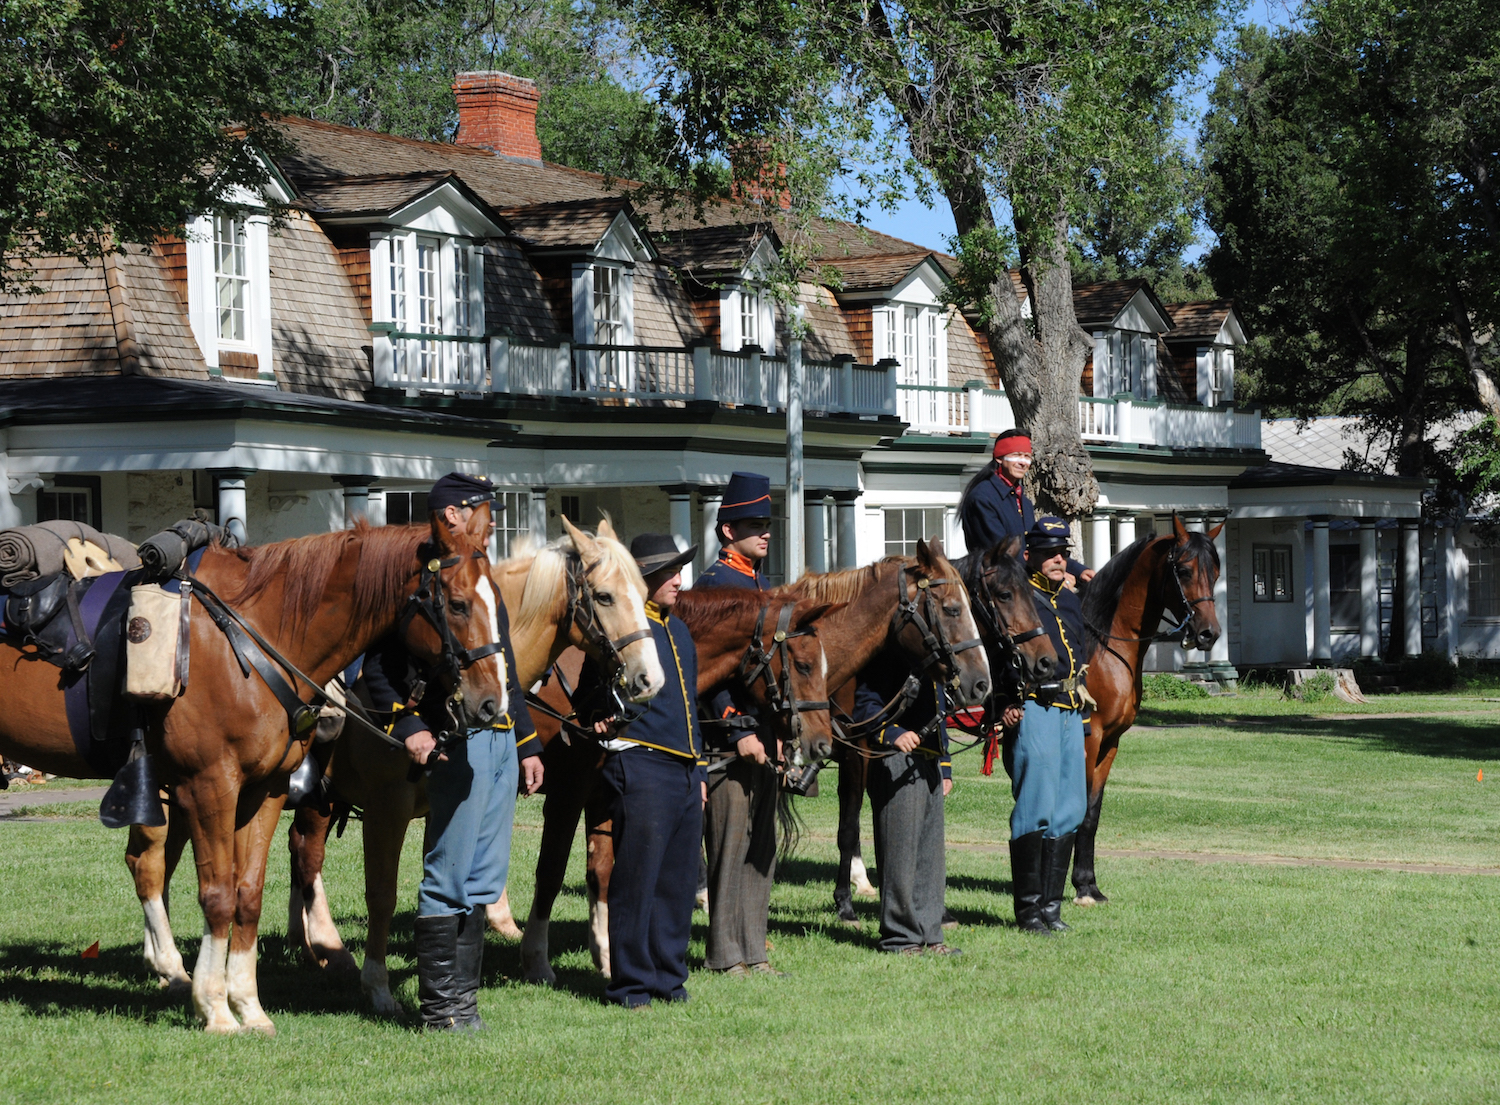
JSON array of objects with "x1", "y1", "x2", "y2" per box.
[
  {"x1": 1203, "y1": 2, "x2": 1500, "y2": 482},
  {"x1": 631, "y1": 0, "x2": 1226, "y2": 515},
  {"x1": 1, "y1": 0, "x2": 289, "y2": 294},
  {"x1": 263, "y1": 0, "x2": 661, "y2": 180}
]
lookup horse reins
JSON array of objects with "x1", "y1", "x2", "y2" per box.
[{"x1": 1086, "y1": 542, "x2": 1215, "y2": 647}]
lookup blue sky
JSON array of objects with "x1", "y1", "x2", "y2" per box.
[{"x1": 843, "y1": 0, "x2": 1297, "y2": 261}]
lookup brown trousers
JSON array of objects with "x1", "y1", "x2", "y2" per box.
[{"x1": 703, "y1": 757, "x2": 778, "y2": 969}]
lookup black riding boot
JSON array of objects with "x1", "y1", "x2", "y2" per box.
[
  {"x1": 1008, "y1": 831, "x2": 1050, "y2": 935},
  {"x1": 415, "y1": 913, "x2": 466, "y2": 1030},
  {"x1": 454, "y1": 905, "x2": 487, "y2": 1030},
  {"x1": 1040, "y1": 833, "x2": 1076, "y2": 932}
]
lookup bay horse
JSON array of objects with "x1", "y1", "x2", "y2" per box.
[
  {"x1": 13, "y1": 513, "x2": 505, "y2": 1033},
  {"x1": 816, "y1": 537, "x2": 1059, "y2": 919},
  {"x1": 1074, "y1": 514, "x2": 1222, "y2": 904},
  {"x1": 129, "y1": 516, "x2": 659, "y2": 1017},
  {"x1": 517, "y1": 587, "x2": 840, "y2": 985}
]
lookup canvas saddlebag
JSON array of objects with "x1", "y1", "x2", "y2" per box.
[{"x1": 124, "y1": 583, "x2": 191, "y2": 700}]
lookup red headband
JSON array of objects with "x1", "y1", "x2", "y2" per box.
[{"x1": 993, "y1": 433, "x2": 1033, "y2": 459}]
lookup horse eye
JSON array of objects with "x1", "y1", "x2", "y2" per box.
[
  {"x1": 997, "y1": 590, "x2": 1012, "y2": 602},
  {"x1": 945, "y1": 604, "x2": 962, "y2": 617},
  {"x1": 450, "y1": 600, "x2": 469, "y2": 616},
  {"x1": 794, "y1": 660, "x2": 812, "y2": 675},
  {"x1": 596, "y1": 592, "x2": 614, "y2": 606}
]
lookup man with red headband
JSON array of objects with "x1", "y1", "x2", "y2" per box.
[{"x1": 960, "y1": 430, "x2": 1092, "y2": 583}]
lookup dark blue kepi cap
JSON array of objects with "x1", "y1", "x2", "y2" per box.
[
  {"x1": 717, "y1": 471, "x2": 773, "y2": 524},
  {"x1": 1027, "y1": 515, "x2": 1072, "y2": 554},
  {"x1": 428, "y1": 472, "x2": 498, "y2": 514}
]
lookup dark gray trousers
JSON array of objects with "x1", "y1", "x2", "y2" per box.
[
  {"x1": 704, "y1": 757, "x2": 778, "y2": 969},
  {"x1": 869, "y1": 751, "x2": 946, "y2": 951}
]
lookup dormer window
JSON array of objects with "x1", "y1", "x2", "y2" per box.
[
  {"x1": 184, "y1": 208, "x2": 274, "y2": 383},
  {"x1": 214, "y1": 216, "x2": 250, "y2": 343},
  {"x1": 1199, "y1": 345, "x2": 1235, "y2": 406},
  {"x1": 719, "y1": 284, "x2": 773, "y2": 351},
  {"x1": 376, "y1": 230, "x2": 484, "y2": 386},
  {"x1": 740, "y1": 287, "x2": 760, "y2": 348},
  {"x1": 594, "y1": 265, "x2": 624, "y2": 345},
  {"x1": 1092, "y1": 329, "x2": 1157, "y2": 399}
]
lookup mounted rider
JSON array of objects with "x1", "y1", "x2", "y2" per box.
[
  {"x1": 960, "y1": 430, "x2": 1092, "y2": 584},
  {"x1": 692, "y1": 470, "x2": 785, "y2": 976},
  {"x1": 851, "y1": 638, "x2": 959, "y2": 956},
  {"x1": 576, "y1": 534, "x2": 707, "y2": 1008},
  {"x1": 999, "y1": 515, "x2": 1090, "y2": 936},
  {"x1": 362, "y1": 472, "x2": 542, "y2": 1030}
]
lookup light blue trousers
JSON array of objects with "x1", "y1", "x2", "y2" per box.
[
  {"x1": 1004, "y1": 702, "x2": 1086, "y2": 840},
  {"x1": 418, "y1": 727, "x2": 518, "y2": 917}
]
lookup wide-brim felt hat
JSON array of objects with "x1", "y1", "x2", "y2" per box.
[
  {"x1": 716, "y1": 470, "x2": 773, "y2": 524},
  {"x1": 1027, "y1": 515, "x2": 1072, "y2": 553},
  {"x1": 631, "y1": 533, "x2": 698, "y2": 576}
]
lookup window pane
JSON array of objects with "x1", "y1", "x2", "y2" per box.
[
  {"x1": 214, "y1": 216, "x2": 248, "y2": 343},
  {"x1": 1254, "y1": 545, "x2": 1293, "y2": 603},
  {"x1": 1330, "y1": 546, "x2": 1360, "y2": 629},
  {"x1": 741, "y1": 289, "x2": 757, "y2": 348}
]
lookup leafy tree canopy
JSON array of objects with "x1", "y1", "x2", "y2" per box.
[{"x1": 1, "y1": 0, "x2": 289, "y2": 294}]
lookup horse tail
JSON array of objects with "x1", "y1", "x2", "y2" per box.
[{"x1": 777, "y1": 787, "x2": 803, "y2": 860}]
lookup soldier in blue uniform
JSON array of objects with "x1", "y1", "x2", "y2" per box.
[
  {"x1": 998, "y1": 516, "x2": 1090, "y2": 935},
  {"x1": 362, "y1": 473, "x2": 544, "y2": 1030},
  {"x1": 692, "y1": 470, "x2": 784, "y2": 975},
  {"x1": 577, "y1": 534, "x2": 707, "y2": 1008},
  {"x1": 960, "y1": 430, "x2": 1092, "y2": 584},
  {"x1": 852, "y1": 647, "x2": 960, "y2": 955}
]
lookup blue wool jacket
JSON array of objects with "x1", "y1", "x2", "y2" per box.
[
  {"x1": 962, "y1": 472, "x2": 1088, "y2": 576},
  {"x1": 577, "y1": 602, "x2": 706, "y2": 767},
  {"x1": 1027, "y1": 572, "x2": 1089, "y2": 716},
  {"x1": 853, "y1": 645, "x2": 952, "y2": 781},
  {"x1": 362, "y1": 598, "x2": 539, "y2": 757}
]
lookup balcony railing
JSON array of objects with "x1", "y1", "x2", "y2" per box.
[
  {"x1": 372, "y1": 328, "x2": 899, "y2": 417},
  {"x1": 898, "y1": 380, "x2": 1262, "y2": 451}
]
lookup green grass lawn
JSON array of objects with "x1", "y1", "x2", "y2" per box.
[{"x1": 3, "y1": 691, "x2": 1500, "y2": 1104}]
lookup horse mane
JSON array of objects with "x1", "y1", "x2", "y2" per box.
[
  {"x1": 1081, "y1": 530, "x2": 1220, "y2": 655},
  {"x1": 773, "y1": 557, "x2": 904, "y2": 603},
  {"x1": 225, "y1": 519, "x2": 431, "y2": 637},
  {"x1": 506, "y1": 530, "x2": 643, "y2": 634},
  {"x1": 674, "y1": 587, "x2": 769, "y2": 635}
]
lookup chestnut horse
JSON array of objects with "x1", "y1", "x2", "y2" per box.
[
  {"x1": 517, "y1": 588, "x2": 840, "y2": 985},
  {"x1": 822, "y1": 536, "x2": 1059, "y2": 919},
  {"x1": 283, "y1": 517, "x2": 659, "y2": 1014},
  {"x1": 8, "y1": 514, "x2": 504, "y2": 1033},
  {"x1": 1073, "y1": 514, "x2": 1223, "y2": 904}
]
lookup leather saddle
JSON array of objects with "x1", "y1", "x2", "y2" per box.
[{"x1": 3, "y1": 572, "x2": 96, "y2": 671}]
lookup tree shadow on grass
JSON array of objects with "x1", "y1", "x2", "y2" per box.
[
  {"x1": 1204, "y1": 714, "x2": 1500, "y2": 761},
  {"x1": 0, "y1": 942, "x2": 193, "y2": 1025}
]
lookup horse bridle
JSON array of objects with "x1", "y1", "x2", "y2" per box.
[
  {"x1": 565, "y1": 550, "x2": 654, "y2": 689},
  {"x1": 891, "y1": 565, "x2": 983, "y2": 692},
  {"x1": 968, "y1": 561, "x2": 1048, "y2": 685},
  {"x1": 1088, "y1": 541, "x2": 1216, "y2": 647},
  {"x1": 738, "y1": 601, "x2": 829, "y2": 725}
]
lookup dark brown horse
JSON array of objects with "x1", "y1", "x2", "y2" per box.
[
  {"x1": 11, "y1": 515, "x2": 504, "y2": 1033},
  {"x1": 1074, "y1": 514, "x2": 1222, "y2": 904},
  {"x1": 517, "y1": 588, "x2": 839, "y2": 984},
  {"x1": 818, "y1": 536, "x2": 1059, "y2": 918}
]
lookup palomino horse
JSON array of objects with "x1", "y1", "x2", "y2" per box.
[
  {"x1": 131, "y1": 517, "x2": 659, "y2": 1016},
  {"x1": 1074, "y1": 514, "x2": 1222, "y2": 904},
  {"x1": 517, "y1": 588, "x2": 840, "y2": 985},
  {"x1": 822, "y1": 536, "x2": 1059, "y2": 919},
  {"x1": 18, "y1": 515, "x2": 505, "y2": 1033}
]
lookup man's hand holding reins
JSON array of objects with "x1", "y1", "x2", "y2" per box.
[
  {"x1": 736, "y1": 734, "x2": 768, "y2": 765},
  {"x1": 404, "y1": 729, "x2": 446, "y2": 766}
]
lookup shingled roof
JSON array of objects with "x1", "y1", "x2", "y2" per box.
[
  {"x1": 498, "y1": 197, "x2": 632, "y2": 251},
  {"x1": 655, "y1": 223, "x2": 780, "y2": 280},
  {"x1": 1072, "y1": 278, "x2": 1174, "y2": 331},
  {"x1": 1164, "y1": 300, "x2": 1239, "y2": 341},
  {"x1": 822, "y1": 252, "x2": 938, "y2": 293}
]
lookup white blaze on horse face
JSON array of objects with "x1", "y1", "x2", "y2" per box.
[
  {"x1": 612, "y1": 569, "x2": 664, "y2": 701},
  {"x1": 473, "y1": 574, "x2": 508, "y2": 720}
]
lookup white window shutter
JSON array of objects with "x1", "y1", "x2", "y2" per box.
[
  {"x1": 469, "y1": 246, "x2": 485, "y2": 337},
  {"x1": 1143, "y1": 336, "x2": 1158, "y2": 399},
  {"x1": 1196, "y1": 346, "x2": 1212, "y2": 405},
  {"x1": 618, "y1": 267, "x2": 635, "y2": 345},
  {"x1": 760, "y1": 295, "x2": 776, "y2": 355},
  {"x1": 1093, "y1": 331, "x2": 1109, "y2": 397},
  {"x1": 1221, "y1": 346, "x2": 1235, "y2": 402},
  {"x1": 572, "y1": 263, "x2": 594, "y2": 344},
  {"x1": 720, "y1": 285, "x2": 737, "y2": 350}
]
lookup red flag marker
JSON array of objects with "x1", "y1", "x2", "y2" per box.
[
  {"x1": 1479, "y1": 770, "x2": 1484, "y2": 783},
  {"x1": 80, "y1": 941, "x2": 99, "y2": 959}
]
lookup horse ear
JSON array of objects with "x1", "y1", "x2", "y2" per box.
[
  {"x1": 926, "y1": 535, "x2": 947, "y2": 561},
  {"x1": 793, "y1": 600, "x2": 846, "y2": 630},
  {"x1": 1207, "y1": 521, "x2": 1224, "y2": 541},
  {"x1": 464, "y1": 501, "x2": 491, "y2": 543},
  {"x1": 915, "y1": 537, "x2": 935, "y2": 568},
  {"x1": 1172, "y1": 513, "x2": 1191, "y2": 543},
  {"x1": 993, "y1": 535, "x2": 1024, "y2": 564},
  {"x1": 596, "y1": 513, "x2": 618, "y2": 541},
  {"x1": 561, "y1": 514, "x2": 598, "y2": 559},
  {"x1": 430, "y1": 510, "x2": 460, "y2": 554}
]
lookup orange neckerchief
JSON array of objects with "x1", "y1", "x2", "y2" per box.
[{"x1": 721, "y1": 549, "x2": 762, "y2": 583}]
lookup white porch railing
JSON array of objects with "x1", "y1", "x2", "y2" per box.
[{"x1": 893, "y1": 378, "x2": 1262, "y2": 451}]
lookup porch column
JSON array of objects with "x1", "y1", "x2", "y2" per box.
[
  {"x1": 210, "y1": 468, "x2": 254, "y2": 545},
  {"x1": 1115, "y1": 512, "x2": 1137, "y2": 550},
  {"x1": 1403, "y1": 520, "x2": 1422, "y2": 656},
  {"x1": 1311, "y1": 515, "x2": 1332, "y2": 662},
  {"x1": 698, "y1": 486, "x2": 724, "y2": 576},
  {"x1": 833, "y1": 490, "x2": 861, "y2": 569},
  {"x1": 334, "y1": 475, "x2": 380, "y2": 528},
  {"x1": 530, "y1": 485, "x2": 549, "y2": 544},
  {"x1": 663, "y1": 484, "x2": 697, "y2": 587},
  {"x1": 1358, "y1": 518, "x2": 1380, "y2": 658},
  {"x1": 1440, "y1": 523, "x2": 1459, "y2": 660},
  {"x1": 806, "y1": 492, "x2": 829, "y2": 575},
  {"x1": 1206, "y1": 512, "x2": 1235, "y2": 681},
  {"x1": 1088, "y1": 509, "x2": 1113, "y2": 569}
]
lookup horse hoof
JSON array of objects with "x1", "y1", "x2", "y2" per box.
[
  {"x1": 202, "y1": 1016, "x2": 240, "y2": 1035},
  {"x1": 322, "y1": 949, "x2": 359, "y2": 976},
  {"x1": 834, "y1": 899, "x2": 857, "y2": 924},
  {"x1": 367, "y1": 991, "x2": 399, "y2": 1018},
  {"x1": 160, "y1": 975, "x2": 193, "y2": 999},
  {"x1": 235, "y1": 1019, "x2": 276, "y2": 1037},
  {"x1": 853, "y1": 884, "x2": 878, "y2": 900},
  {"x1": 489, "y1": 919, "x2": 524, "y2": 941},
  {"x1": 1073, "y1": 895, "x2": 1097, "y2": 907}
]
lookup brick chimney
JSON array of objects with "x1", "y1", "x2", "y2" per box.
[
  {"x1": 453, "y1": 72, "x2": 542, "y2": 163},
  {"x1": 730, "y1": 141, "x2": 792, "y2": 211}
]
